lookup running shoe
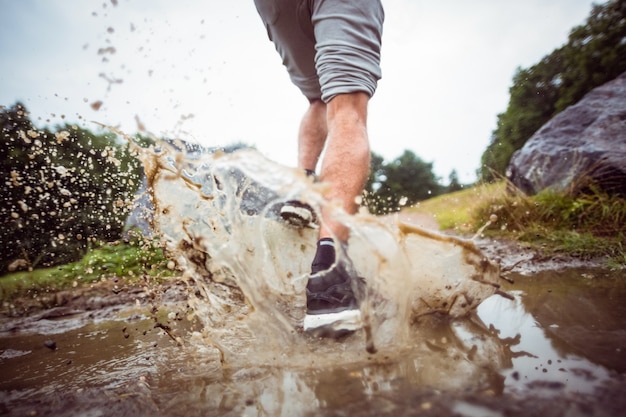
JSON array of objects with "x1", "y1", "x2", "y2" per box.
[
  {"x1": 280, "y1": 200, "x2": 317, "y2": 228},
  {"x1": 303, "y1": 257, "x2": 363, "y2": 337}
]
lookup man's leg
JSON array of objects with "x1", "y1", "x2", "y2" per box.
[
  {"x1": 298, "y1": 99, "x2": 327, "y2": 173},
  {"x1": 302, "y1": 1, "x2": 381, "y2": 334},
  {"x1": 318, "y1": 92, "x2": 370, "y2": 243},
  {"x1": 302, "y1": 92, "x2": 370, "y2": 335},
  {"x1": 254, "y1": 0, "x2": 382, "y2": 335},
  {"x1": 310, "y1": 0, "x2": 382, "y2": 240},
  {"x1": 287, "y1": 92, "x2": 370, "y2": 241},
  {"x1": 279, "y1": 99, "x2": 327, "y2": 228}
]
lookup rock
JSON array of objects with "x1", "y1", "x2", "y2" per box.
[{"x1": 507, "y1": 71, "x2": 626, "y2": 196}]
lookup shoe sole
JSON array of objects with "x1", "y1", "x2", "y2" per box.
[
  {"x1": 280, "y1": 205, "x2": 316, "y2": 228},
  {"x1": 303, "y1": 309, "x2": 362, "y2": 334}
]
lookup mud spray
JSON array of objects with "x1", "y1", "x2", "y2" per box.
[{"x1": 138, "y1": 140, "x2": 504, "y2": 369}]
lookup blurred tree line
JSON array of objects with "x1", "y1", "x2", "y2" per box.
[
  {"x1": 480, "y1": 0, "x2": 626, "y2": 182},
  {"x1": 363, "y1": 150, "x2": 464, "y2": 215},
  {"x1": 0, "y1": 103, "x2": 143, "y2": 273}
]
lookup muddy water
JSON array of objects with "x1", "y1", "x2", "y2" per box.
[
  {"x1": 1, "y1": 267, "x2": 625, "y2": 416},
  {"x1": 142, "y1": 147, "x2": 503, "y2": 359}
]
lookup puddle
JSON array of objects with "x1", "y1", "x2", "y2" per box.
[{"x1": 1, "y1": 267, "x2": 625, "y2": 417}]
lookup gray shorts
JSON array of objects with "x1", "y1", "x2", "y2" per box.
[{"x1": 254, "y1": 0, "x2": 384, "y2": 103}]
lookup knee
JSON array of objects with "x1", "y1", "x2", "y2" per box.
[{"x1": 327, "y1": 92, "x2": 370, "y2": 128}]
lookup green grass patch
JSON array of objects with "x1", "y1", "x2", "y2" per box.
[
  {"x1": 409, "y1": 181, "x2": 625, "y2": 264},
  {"x1": 473, "y1": 184, "x2": 626, "y2": 262},
  {"x1": 0, "y1": 237, "x2": 174, "y2": 303},
  {"x1": 409, "y1": 182, "x2": 507, "y2": 231}
]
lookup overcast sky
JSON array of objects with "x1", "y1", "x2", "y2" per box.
[{"x1": 0, "y1": 0, "x2": 598, "y2": 182}]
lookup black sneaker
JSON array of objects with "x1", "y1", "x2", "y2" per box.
[
  {"x1": 303, "y1": 258, "x2": 363, "y2": 336},
  {"x1": 280, "y1": 200, "x2": 317, "y2": 228}
]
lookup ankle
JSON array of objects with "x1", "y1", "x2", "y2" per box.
[{"x1": 311, "y1": 238, "x2": 335, "y2": 274}]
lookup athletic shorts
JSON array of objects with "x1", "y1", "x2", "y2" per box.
[{"x1": 253, "y1": 0, "x2": 384, "y2": 103}]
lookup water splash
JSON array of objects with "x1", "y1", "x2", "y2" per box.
[{"x1": 139, "y1": 143, "x2": 501, "y2": 363}]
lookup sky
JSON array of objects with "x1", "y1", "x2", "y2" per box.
[{"x1": 0, "y1": 0, "x2": 598, "y2": 183}]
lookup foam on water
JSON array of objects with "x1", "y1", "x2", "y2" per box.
[{"x1": 139, "y1": 143, "x2": 502, "y2": 365}]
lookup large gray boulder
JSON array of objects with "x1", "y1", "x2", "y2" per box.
[{"x1": 507, "y1": 72, "x2": 626, "y2": 196}]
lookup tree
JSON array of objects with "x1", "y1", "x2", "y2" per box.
[
  {"x1": 364, "y1": 150, "x2": 443, "y2": 215},
  {"x1": 446, "y1": 169, "x2": 464, "y2": 193},
  {"x1": 556, "y1": 0, "x2": 626, "y2": 111},
  {"x1": 1, "y1": 103, "x2": 142, "y2": 273},
  {"x1": 480, "y1": 49, "x2": 566, "y2": 182}
]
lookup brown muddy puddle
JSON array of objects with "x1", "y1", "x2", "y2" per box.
[{"x1": 1, "y1": 267, "x2": 625, "y2": 417}]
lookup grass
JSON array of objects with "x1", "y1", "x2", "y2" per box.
[
  {"x1": 408, "y1": 181, "x2": 626, "y2": 264},
  {"x1": 409, "y1": 182, "x2": 506, "y2": 232},
  {"x1": 0, "y1": 236, "x2": 175, "y2": 303}
]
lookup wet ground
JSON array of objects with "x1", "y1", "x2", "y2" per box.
[{"x1": 1, "y1": 266, "x2": 624, "y2": 417}]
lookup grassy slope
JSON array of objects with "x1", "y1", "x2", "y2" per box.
[
  {"x1": 0, "y1": 239, "x2": 173, "y2": 304},
  {"x1": 407, "y1": 181, "x2": 625, "y2": 265},
  {"x1": 408, "y1": 182, "x2": 506, "y2": 233}
]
